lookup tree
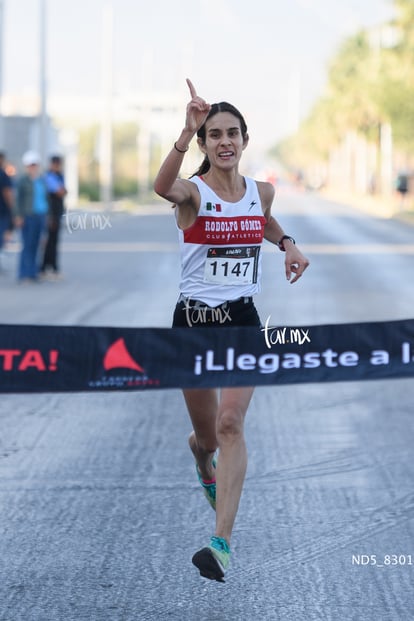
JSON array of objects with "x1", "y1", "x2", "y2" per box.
[
  {"x1": 378, "y1": 0, "x2": 414, "y2": 152},
  {"x1": 273, "y1": 3, "x2": 414, "y2": 176}
]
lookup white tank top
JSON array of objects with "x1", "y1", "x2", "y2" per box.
[{"x1": 176, "y1": 175, "x2": 267, "y2": 307}]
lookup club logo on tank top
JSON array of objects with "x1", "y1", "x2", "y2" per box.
[{"x1": 183, "y1": 215, "x2": 266, "y2": 245}]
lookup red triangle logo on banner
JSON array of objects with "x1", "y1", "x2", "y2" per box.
[{"x1": 103, "y1": 338, "x2": 145, "y2": 373}]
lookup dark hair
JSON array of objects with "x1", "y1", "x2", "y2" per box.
[
  {"x1": 192, "y1": 102, "x2": 248, "y2": 177},
  {"x1": 50, "y1": 155, "x2": 62, "y2": 164}
]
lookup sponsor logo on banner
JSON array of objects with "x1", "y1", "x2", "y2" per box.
[
  {"x1": 103, "y1": 338, "x2": 145, "y2": 373},
  {"x1": 89, "y1": 338, "x2": 160, "y2": 389}
]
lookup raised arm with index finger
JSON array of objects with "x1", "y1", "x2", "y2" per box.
[{"x1": 153, "y1": 79, "x2": 211, "y2": 203}]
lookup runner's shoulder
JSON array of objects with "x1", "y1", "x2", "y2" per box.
[{"x1": 255, "y1": 180, "x2": 275, "y2": 209}]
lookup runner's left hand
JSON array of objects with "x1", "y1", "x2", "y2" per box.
[{"x1": 285, "y1": 247, "x2": 309, "y2": 283}]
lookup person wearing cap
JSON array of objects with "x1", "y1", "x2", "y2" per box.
[{"x1": 14, "y1": 151, "x2": 48, "y2": 282}]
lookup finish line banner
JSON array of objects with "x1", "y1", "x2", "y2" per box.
[{"x1": 0, "y1": 319, "x2": 414, "y2": 394}]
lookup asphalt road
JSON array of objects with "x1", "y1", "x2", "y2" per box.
[{"x1": 0, "y1": 191, "x2": 413, "y2": 621}]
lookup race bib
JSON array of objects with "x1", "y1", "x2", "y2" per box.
[{"x1": 204, "y1": 246, "x2": 260, "y2": 285}]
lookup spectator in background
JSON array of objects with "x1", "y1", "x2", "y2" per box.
[
  {"x1": 40, "y1": 155, "x2": 67, "y2": 280},
  {"x1": 0, "y1": 151, "x2": 15, "y2": 272},
  {"x1": 395, "y1": 171, "x2": 409, "y2": 208},
  {"x1": 14, "y1": 151, "x2": 48, "y2": 283}
]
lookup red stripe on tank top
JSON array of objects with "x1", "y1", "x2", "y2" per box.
[{"x1": 183, "y1": 215, "x2": 267, "y2": 245}]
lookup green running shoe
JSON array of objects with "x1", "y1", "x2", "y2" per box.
[
  {"x1": 196, "y1": 455, "x2": 217, "y2": 511},
  {"x1": 192, "y1": 536, "x2": 230, "y2": 583}
]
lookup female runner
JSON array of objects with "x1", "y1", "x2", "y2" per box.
[{"x1": 154, "y1": 79, "x2": 309, "y2": 582}]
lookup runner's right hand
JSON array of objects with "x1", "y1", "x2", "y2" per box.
[{"x1": 185, "y1": 79, "x2": 211, "y2": 133}]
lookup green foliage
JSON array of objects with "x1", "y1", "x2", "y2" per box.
[
  {"x1": 326, "y1": 31, "x2": 382, "y2": 131},
  {"x1": 78, "y1": 122, "x2": 139, "y2": 200},
  {"x1": 274, "y1": 1, "x2": 414, "y2": 170},
  {"x1": 393, "y1": 0, "x2": 414, "y2": 50},
  {"x1": 79, "y1": 180, "x2": 100, "y2": 202}
]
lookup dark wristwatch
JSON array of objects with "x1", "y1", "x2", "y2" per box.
[{"x1": 277, "y1": 235, "x2": 296, "y2": 251}]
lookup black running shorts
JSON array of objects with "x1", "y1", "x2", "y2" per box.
[{"x1": 172, "y1": 295, "x2": 261, "y2": 328}]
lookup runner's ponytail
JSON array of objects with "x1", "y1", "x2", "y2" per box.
[{"x1": 192, "y1": 155, "x2": 210, "y2": 177}]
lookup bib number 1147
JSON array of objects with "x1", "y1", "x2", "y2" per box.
[{"x1": 204, "y1": 246, "x2": 260, "y2": 285}]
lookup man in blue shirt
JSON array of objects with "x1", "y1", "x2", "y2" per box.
[{"x1": 40, "y1": 155, "x2": 67, "y2": 279}]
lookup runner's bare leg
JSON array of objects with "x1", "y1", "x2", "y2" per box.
[
  {"x1": 185, "y1": 388, "x2": 218, "y2": 481},
  {"x1": 184, "y1": 385, "x2": 254, "y2": 544}
]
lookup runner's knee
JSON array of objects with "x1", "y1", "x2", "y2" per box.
[{"x1": 216, "y1": 407, "x2": 245, "y2": 439}]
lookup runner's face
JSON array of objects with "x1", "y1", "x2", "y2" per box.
[{"x1": 202, "y1": 112, "x2": 247, "y2": 169}]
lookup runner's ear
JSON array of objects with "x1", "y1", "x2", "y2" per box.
[{"x1": 197, "y1": 137, "x2": 207, "y2": 153}]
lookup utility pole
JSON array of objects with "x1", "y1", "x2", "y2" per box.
[
  {"x1": 99, "y1": 2, "x2": 113, "y2": 209},
  {"x1": 39, "y1": 0, "x2": 48, "y2": 166},
  {"x1": 136, "y1": 48, "x2": 152, "y2": 199},
  {"x1": 380, "y1": 122, "x2": 393, "y2": 196}
]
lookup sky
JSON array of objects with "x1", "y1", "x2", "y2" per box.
[{"x1": 1, "y1": 0, "x2": 394, "y2": 152}]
